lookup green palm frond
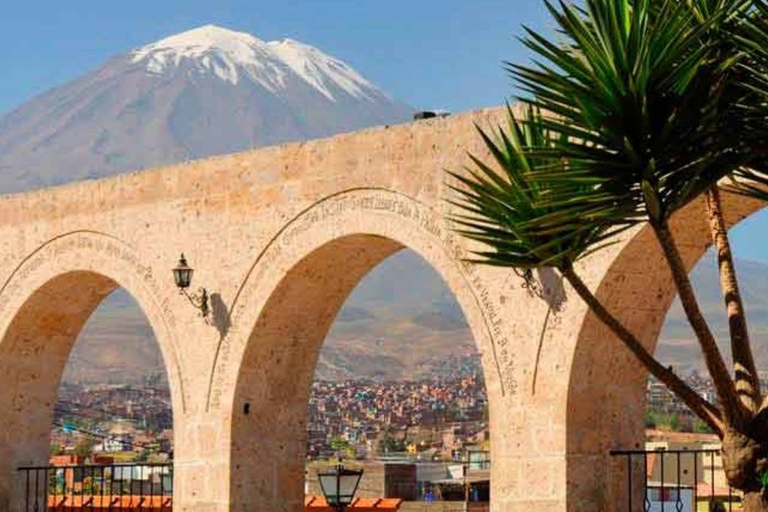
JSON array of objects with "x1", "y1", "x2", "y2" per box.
[
  {"x1": 725, "y1": 168, "x2": 768, "y2": 202},
  {"x1": 448, "y1": 106, "x2": 633, "y2": 270},
  {"x1": 450, "y1": 0, "x2": 768, "y2": 272},
  {"x1": 507, "y1": 0, "x2": 758, "y2": 226}
]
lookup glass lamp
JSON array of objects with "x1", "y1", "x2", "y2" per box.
[
  {"x1": 171, "y1": 253, "x2": 209, "y2": 320},
  {"x1": 317, "y1": 464, "x2": 363, "y2": 512},
  {"x1": 172, "y1": 254, "x2": 194, "y2": 290}
]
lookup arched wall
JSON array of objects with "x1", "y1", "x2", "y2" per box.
[
  {"x1": 208, "y1": 189, "x2": 523, "y2": 512},
  {"x1": 231, "y1": 234, "x2": 402, "y2": 512},
  {"x1": 565, "y1": 191, "x2": 768, "y2": 510},
  {"x1": 0, "y1": 232, "x2": 185, "y2": 511},
  {"x1": 0, "y1": 106, "x2": 726, "y2": 511}
]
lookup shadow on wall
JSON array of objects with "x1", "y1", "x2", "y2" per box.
[
  {"x1": 528, "y1": 267, "x2": 568, "y2": 395},
  {"x1": 537, "y1": 267, "x2": 567, "y2": 311},
  {"x1": 210, "y1": 293, "x2": 232, "y2": 339}
]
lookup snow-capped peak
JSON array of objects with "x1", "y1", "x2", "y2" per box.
[
  {"x1": 266, "y1": 38, "x2": 377, "y2": 102},
  {"x1": 133, "y1": 25, "x2": 264, "y2": 58},
  {"x1": 130, "y1": 25, "x2": 379, "y2": 102}
]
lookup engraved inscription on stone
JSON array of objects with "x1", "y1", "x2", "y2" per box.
[
  {"x1": 0, "y1": 232, "x2": 177, "y2": 340},
  {"x1": 208, "y1": 190, "x2": 517, "y2": 410}
]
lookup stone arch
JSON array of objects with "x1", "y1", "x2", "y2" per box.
[
  {"x1": 564, "y1": 191, "x2": 768, "y2": 510},
  {"x1": 211, "y1": 189, "x2": 516, "y2": 512},
  {"x1": 0, "y1": 231, "x2": 185, "y2": 511}
]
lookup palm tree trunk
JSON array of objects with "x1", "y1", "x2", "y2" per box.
[
  {"x1": 560, "y1": 265, "x2": 723, "y2": 433},
  {"x1": 705, "y1": 186, "x2": 761, "y2": 413},
  {"x1": 651, "y1": 219, "x2": 744, "y2": 425},
  {"x1": 759, "y1": 395, "x2": 768, "y2": 418},
  {"x1": 742, "y1": 492, "x2": 768, "y2": 512},
  {"x1": 721, "y1": 429, "x2": 768, "y2": 512}
]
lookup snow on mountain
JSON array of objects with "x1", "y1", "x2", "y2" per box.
[
  {"x1": 267, "y1": 38, "x2": 378, "y2": 101},
  {"x1": 130, "y1": 25, "x2": 379, "y2": 102},
  {"x1": 131, "y1": 25, "x2": 277, "y2": 87},
  {"x1": 0, "y1": 24, "x2": 413, "y2": 194}
]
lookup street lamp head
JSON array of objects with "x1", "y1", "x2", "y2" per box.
[
  {"x1": 317, "y1": 464, "x2": 363, "y2": 511},
  {"x1": 173, "y1": 254, "x2": 194, "y2": 290},
  {"x1": 172, "y1": 253, "x2": 210, "y2": 322}
]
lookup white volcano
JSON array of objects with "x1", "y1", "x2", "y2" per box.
[
  {"x1": 0, "y1": 25, "x2": 413, "y2": 193},
  {"x1": 131, "y1": 25, "x2": 380, "y2": 102}
]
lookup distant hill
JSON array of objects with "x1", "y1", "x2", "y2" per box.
[
  {"x1": 323, "y1": 251, "x2": 768, "y2": 382},
  {"x1": 317, "y1": 250, "x2": 477, "y2": 381},
  {"x1": 62, "y1": 290, "x2": 164, "y2": 385},
  {"x1": 65, "y1": 249, "x2": 480, "y2": 385},
  {"x1": 657, "y1": 256, "x2": 768, "y2": 376},
  {"x1": 64, "y1": 247, "x2": 768, "y2": 385}
]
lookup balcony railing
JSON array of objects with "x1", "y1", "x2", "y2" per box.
[
  {"x1": 18, "y1": 463, "x2": 172, "y2": 511},
  {"x1": 610, "y1": 449, "x2": 738, "y2": 512}
]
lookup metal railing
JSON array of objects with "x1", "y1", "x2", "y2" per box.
[
  {"x1": 610, "y1": 449, "x2": 738, "y2": 512},
  {"x1": 18, "y1": 463, "x2": 172, "y2": 511}
]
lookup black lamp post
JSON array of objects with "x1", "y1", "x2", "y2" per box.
[
  {"x1": 172, "y1": 254, "x2": 210, "y2": 320},
  {"x1": 317, "y1": 463, "x2": 364, "y2": 512}
]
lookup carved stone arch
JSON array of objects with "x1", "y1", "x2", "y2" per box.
[
  {"x1": 0, "y1": 231, "x2": 185, "y2": 511},
  {"x1": 564, "y1": 191, "x2": 767, "y2": 510},
  {"x1": 209, "y1": 188, "x2": 529, "y2": 512}
]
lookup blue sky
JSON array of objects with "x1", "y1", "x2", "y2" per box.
[
  {"x1": 0, "y1": 0, "x2": 766, "y2": 262},
  {"x1": 0, "y1": 0, "x2": 551, "y2": 114}
]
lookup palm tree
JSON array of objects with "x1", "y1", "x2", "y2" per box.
[{"x1": 449, "y1": 0, "x2": 768, "y2": 509}]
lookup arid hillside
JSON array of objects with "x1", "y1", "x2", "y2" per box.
[{"x1": 63, "y1": 249, "x2": 768, "y2": 386}]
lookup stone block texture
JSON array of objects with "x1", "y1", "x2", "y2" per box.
[{"x1": 0, "y1": 107, "x2": 762, "y2": 512}]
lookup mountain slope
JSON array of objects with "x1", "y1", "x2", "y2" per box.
[
  {"x1": 0, "y1": 24, "x2": 419, "y2": 385},
  {"x1": 657, "y1": 256, "x2": 768, "y2": 375},
  {"x1": 318, "y1": 250, "x2": 477, "y2": 381},
  {"x1": 320, "y1": 251, "x2": 768, "y2": 381},
  {"x1": 65, "y1": 247, "x2": 768, "y2": 384},
  {"x1": 0, "y1": 25, "x2": 412, "y2": 194},
  {"x1": 65, "y1": 249, "x2": 479, "y2": 385}
]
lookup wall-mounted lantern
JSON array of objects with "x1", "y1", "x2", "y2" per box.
[{"x1": 172, "y1": 254, "x2": 210, "y2": 320}]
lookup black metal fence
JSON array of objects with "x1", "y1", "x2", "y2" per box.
[
  {"x1": 610, "y1": 449, "x2": 738, "y2": 512},
  {"x1": 18, "y1": 463, "x2": 172, "y2": 511}
]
